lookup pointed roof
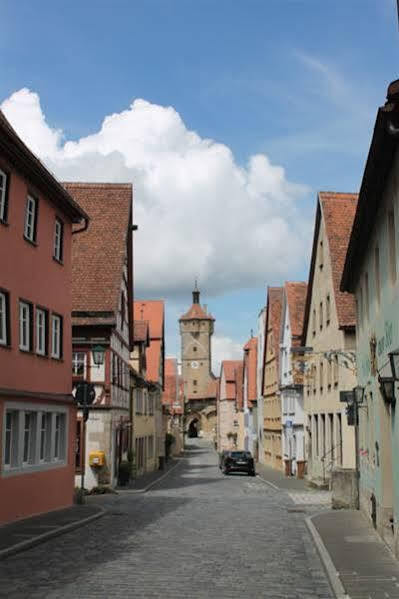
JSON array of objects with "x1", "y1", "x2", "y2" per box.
[
  {"x1": 179, "y1": 286, "x2": 214, "y2": 321},
  {"x1": 302, "y1": 192, "x2": 357, "y2": 341},
  {"x1": 284, "y1": 282, "x2": 307, "y2": 343},
  {"x1": 133, "y1": 320, "x2": 150, "y2": 345},
  {"x1": 65, "y1": 182, "x2": 132, "y2": 317}
]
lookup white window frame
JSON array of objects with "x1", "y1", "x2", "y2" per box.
[
  {"x1": 51, "y1": 314, "x2": 61, "y2": 359},
  {"x1": 36, "y1": 308, "x2": 46, "y2": 356},
  {"x1": 2, "y1": 402, "x2": 68, "y2": 476},
  {"x1": 19, "y1": 301, "x2": 31, "y2": 351},
  {"x1": 53, "y1": 218, "x2": 63, "y2": 262},
  {"x1": 0, "y1": 168, "x2": 8, "y2": 222},
  {"x1": 72, "y1": 352, "x2": 86, "y2": 377},
  {"x1": 0, "y1": 291, "x2": 8, "y2": 346},
  {"x1": 24, "y1": 195, "x2": 37, "y2": 242}
]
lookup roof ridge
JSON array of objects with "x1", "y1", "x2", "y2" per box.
[{"x1": 63, "y1": 182, "x2": 132, "y2": 188}]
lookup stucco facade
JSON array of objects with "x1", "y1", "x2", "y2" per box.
[
  {"x1": 303, "y1": 193, "x2": 357, "y2": 486},
  {"x1": 0, "y1": 113, "x2": 87, "y2": 523},
  {"x1": 217, "y1": 361, "x2": 241, "y2": 451},
  {"x1": 256, "y1": 307, "x2": 267, "y2": 463},
  {"x1": 341, "y1": 89, "x2": 399, "y2": 555}
]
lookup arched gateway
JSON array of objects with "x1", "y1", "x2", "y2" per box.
[{"x1": 179, "y1": 285, "x2": 217, "y2": 442}]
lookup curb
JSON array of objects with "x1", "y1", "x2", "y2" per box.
[
  {"x1": 255, "y1": 473, "x2": 280, "y2": 491},
  {"x1": 306, "y1": 514, "x2": 349, "y2": 599},
  {"x1": 117, "y1": 459, "x2": 181, "y2": 494},
  {"x1": 0, "y1": 505, "x2": 106, "y2": 560}
]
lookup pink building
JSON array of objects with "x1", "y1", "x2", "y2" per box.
[{"x1": 0, "y1": 112, "x2": 88, "y2": 524}]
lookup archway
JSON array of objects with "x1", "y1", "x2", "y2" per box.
[{"x1": 188, "y1": 418, "x2": 199, "y2": 438}]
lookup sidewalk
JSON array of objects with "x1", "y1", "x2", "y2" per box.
[
  {"x1": 116, "y1": 457, "x2": 180, "y2": 493},
  {"x1": 256, "y1": 462, "x2": 309, "y2": 490},
  {"x1": 0, "y1": 504, "x2": 104, "y2": 560},
  {"x1": 309, "y1": 510, "x2": 399, "y2": 599}
]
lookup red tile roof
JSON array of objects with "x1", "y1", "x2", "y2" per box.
[
  {"x1": 134, "y1": 320, "x2": 149, "y2": 344},
  {"x1": 65, "y1": 183, "x2": 132, "y2": 315},
  {"x1": 221, "y1": 360, "x2": 243, "y2": 400},
  {"x1": 284, "y1": 282, "x2": 307, "y2": 343},
  {"x1": 179, "y1": 303, "x2": 215, "y2": 321},
  {"x1": 302, "y1": 192, "x2": 357, "y2": 340},
  {"x1": 244, "y1": 337, "x2": 258, "y2": 406},
  {"x1": 235, "y1": 363, "x2": 244, "y2": 411},
  {"x1": 134, "y1": 300, "x2": 165, "y2": 384},
  {"x1": 162, "y1": 359, "x2": 184, "y2": 414},
  {"x1": 134, "y1": 300, "x2": 164, "y2": 339},
  {"x1": 0, "y1": 113, "x2": 88, "y2": 223}
]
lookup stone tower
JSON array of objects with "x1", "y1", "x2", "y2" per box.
[{"x1": 179, "y1": 284, "x2": 215, "y2": 402}]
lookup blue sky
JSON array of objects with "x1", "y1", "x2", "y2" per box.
[{"x1": 1, "y1": 0, "x2": 398, "y2": 367}]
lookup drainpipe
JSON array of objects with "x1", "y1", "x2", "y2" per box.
[{"x1": 72, "y1": 217, "x2": 89, "y2": 235}]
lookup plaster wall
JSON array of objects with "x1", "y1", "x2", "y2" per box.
[{"x1": 304, "y1": 214, "x2": 356, "y2": 484}]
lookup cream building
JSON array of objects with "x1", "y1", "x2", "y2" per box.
[
  {"x1": 217, "y1": 360, "x2": 242, "y2": 451},
  {"x1": 303, "y1": 192, "x2": 358, "y2": 486}
]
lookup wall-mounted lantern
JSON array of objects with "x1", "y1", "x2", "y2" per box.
[
  {"x1": 378, "y1": 375, "x2": 395, "y2": 403},
  {"x1": 92, "y1": 345, "x2": 105, "y2": 366},
  {"x1": 388, "y1": 349, "x2": 399, "y2": 381}
]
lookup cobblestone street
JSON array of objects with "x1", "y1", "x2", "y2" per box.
[{"x1": 0, "y1": 441, "x2": 333, "y2": 599}]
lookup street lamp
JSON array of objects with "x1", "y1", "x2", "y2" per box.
[
  {"x1": 92, "y1": 345, "x2": 105, "y2": 366},
  {"x1": 388, "y1": 349, "x2": 399, "y2": 380},
  {"x1": 378, "y1": 375, "x2": 396, "y2": 403},
  {"x1": 353, "y1": 385, "x2": 365, "y2": 405}
]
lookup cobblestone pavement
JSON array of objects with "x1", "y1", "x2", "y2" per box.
[
  {"x1": 287, "y1": 491, "x2": 332, "y2": 505},
  {"x1": 0, "y1": 440, "x2": 333, "y2": 599}
]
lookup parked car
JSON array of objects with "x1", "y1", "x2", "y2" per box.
[
  {"x1": 219, "y1": 450, "x2": 230, "y2": 470},
  {"x1": 222, "y1": 451, "x2": 255, "y2": 476}
]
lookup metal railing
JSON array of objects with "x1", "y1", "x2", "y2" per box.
[{"x1": 320, "y1": 441, "x2": 342, "y2": 484}]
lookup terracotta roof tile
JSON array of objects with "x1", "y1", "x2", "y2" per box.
[
  {"x1": 65, "y1": 182, "x2": 132, "y2": 314},
  {"x1": 262, "y1": 287, "x2": 283, "y2": 393},
  {"x1": 133, "y1": 300, "x2": 165, "y2": 383},
  {"x1": 220, "y1": 360, "x2": 243, "y2": 400},
  {"x1": 179, "y1": 303, "x2": 215, "y2": 321},
  {"x1": 235, "y1": 363, "x2": 244, "y2": 410},
  {"x1": 133, "y1": 320, "x2": 149, "y2": 344},
  {"x1": 284, "y1": 282, "x2": 307, "y2": 342},
  {"x1": 244, "y1": 337, "x2": 257, "y2": 406}
]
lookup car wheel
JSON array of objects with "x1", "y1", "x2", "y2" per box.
[{"x1": 249, "y1": 471, "x2": 255, "y2": 477}]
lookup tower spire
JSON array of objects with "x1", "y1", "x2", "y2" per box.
[{"x1": 193, "y1": 279, "x2": 200, "y2": 304}]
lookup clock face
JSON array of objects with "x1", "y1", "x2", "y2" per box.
[{"x1": 191, "y1": 361, "x2": 199, "y2": 369}]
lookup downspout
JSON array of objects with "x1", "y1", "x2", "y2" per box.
[{"x1": 72, "y1": 217, "x2": 89, "y2": 235}]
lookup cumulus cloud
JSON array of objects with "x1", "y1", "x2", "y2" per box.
[
  {"x1": 1, "y1": 88, "x2": 310, "y2": 298},
  {"x1": 212, "y1": 335, "x2": 243, "y2": 375}
]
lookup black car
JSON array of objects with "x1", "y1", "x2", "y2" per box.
[
  {"x1": 222, "y1": 450, "x2": 255, "y2": 476},
  {"x1": 219, "y1": 450, "x2": 230, "y2": 470}
]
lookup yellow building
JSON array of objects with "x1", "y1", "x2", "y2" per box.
[{"x1": 262, "y1": 287, "x2": 284, "y2": 470}]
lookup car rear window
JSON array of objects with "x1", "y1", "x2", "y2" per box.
[{"x1": 230, "y1": 451, "x2": 250, "y2": 459}]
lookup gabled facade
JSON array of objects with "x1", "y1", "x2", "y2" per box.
[
  {"x1": 217, "y1": 360, "x2": 242, "y2": 451},
  {"x1": 0, "y1": 112, "x2": 88, "y2": 523},
  {"x1": 65, "y1": 182, "x2": 133, "y2": 490},
  {"x1": 133, "y1": 300, "x2": 165, "y2": 473},
  {"x1": 243, "y1": 337, "x2": 258, "y2": 455},
  {"x1": 262, "y1": 287, "x2": 283, "y2": 469},
  {"x1": 303, "y1": 192, "x2": 357, "y2": 486},
  {"x1": 279, "y1": 282, "x2": 307, "y2": 478},
  {"x1": 341, "y1": 80, "x2": 399, "y2": 554}
]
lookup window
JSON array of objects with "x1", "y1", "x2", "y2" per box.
[
  {"x1": 72, "y1": 352, "x2": 86, "y2": 376},
  {"x1": 19, "y1": 301, "x2": 32, "y2": 351},
  {"x1": 0, "y1": 169, "x2": 9, "y2": 223},
  {"x1": 40, "y1": 413, "x2": 51, "y2": 462},
  {"x1": 388, "y1": 210, "x2": 397, "y2": 285},
  {"x1": 51, "y1": 314, "x2": 62, "y2": 359},
  {"x1": 36, "y1": 308, "x2": 48, "y2": 356},
  {"x1": 326, "y1": 295, "x2": 331, "y2": 326},
  {"x1": 120, "y1": 291, "x2": 125, "y2": 326},
  {"x1": 3, "y1": 405, "x2": 67, "y2": 473},
  {"x1": 375, "y1": 246, "x2": 381, "y2": 309},
  {"x1": 24, "y1": 195, "x2": 37, "y2": 242},
  {"x1": 148, "y1": 393, "x2": 154, "y2": 415},
  {"x1": 312, "y1": 309, "x2": 316, "y2": 337},
  {"x1": 0, "y1": 290, "x2": 10, "y2": 346},
  {"x1": 320, "y1": 361, "x2": 324, "y2": 392},
  {"x1": 53, "y1": 218, "x2": 64, "y2": 262},
  {"x1": 319, "y1": 302, "x2": 323, "y2": 331},
  {"x1": 333, "y1": 356, "x2": 339, "y2": 386},
  {"x1": 23, "y1": 412, "x2": 36, "y2": 464},
  {"x1": 148, "y1": 435, "x2": 154, "y2": 458},
  {"x1": 193, "y1": 380, "x2": 197, "y2": 386},
  {"x1": 327, "y1": 359, "x2": 332, "y2": 389},
  {"x1": 193, "y1": 346, "x2": 197, "y2": 352}
]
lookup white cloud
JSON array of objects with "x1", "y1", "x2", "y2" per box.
[
  {"x1": 1, "y1": 88, "x2": 310, "y2": 298},
  {"x1": 212, "y1": 335, "x2": 243, "y2": 375}
]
